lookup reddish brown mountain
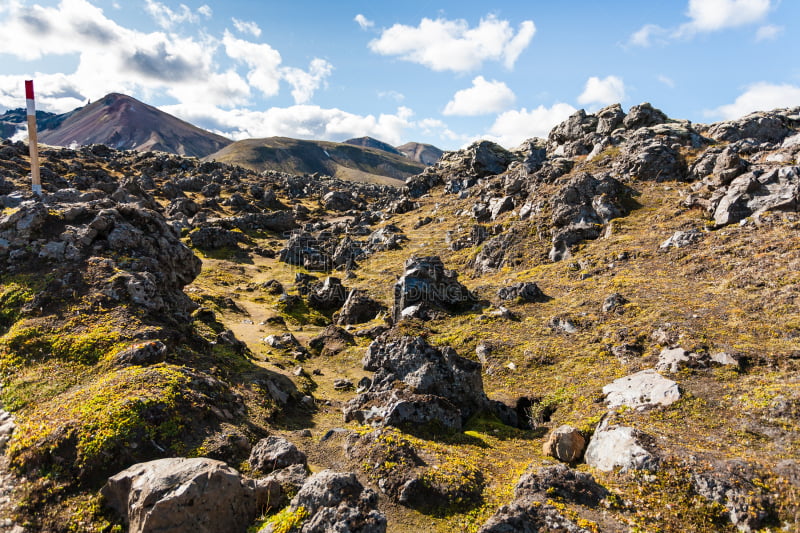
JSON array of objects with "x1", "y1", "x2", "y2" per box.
[{"x1": 38, "y1": 93, "x2": 231, "y2": 158}]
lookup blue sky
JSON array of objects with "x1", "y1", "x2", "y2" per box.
[{"x1": 0, "y1": 0, "x2": 798, "y2": 149}]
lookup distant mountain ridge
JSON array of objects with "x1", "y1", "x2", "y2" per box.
[
  {"x1": 0, "y1": 92, "x2": 445, "y2": 179},
  {"x1": 206, "y1": 137, "x2": 426, "y2": 184},
  {"x1": 34, "y1": 93, "x2": 232, "y2": 158},
  {"x1": 344, "y1": 136, "x2": 403, "y2": 156}
]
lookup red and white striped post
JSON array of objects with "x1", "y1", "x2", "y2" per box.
[{"x1": 25, "y1": 80, "x2": 42, "y2": 196}]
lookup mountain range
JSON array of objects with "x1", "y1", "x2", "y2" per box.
[{"x1": 0, "y1": 93, "x2": 442, "y2": 181}]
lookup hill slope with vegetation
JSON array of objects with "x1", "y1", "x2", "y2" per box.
[{"x1": 0, "y1": 102, "x2": 798, "y2": 532}]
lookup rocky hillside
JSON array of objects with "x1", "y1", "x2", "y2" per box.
[
  {"x1": 0, "y1": 102, "x2": 798, "y2": 533},
  {"x1": 35, "y1": 93, "x2": 232, "y2": 158},
  {"x1": 205, "y1": 136, "x2": 425, "y2": 184}
]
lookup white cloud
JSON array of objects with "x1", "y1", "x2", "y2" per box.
[
  {"x1": 281, "y1": 58, "x2": 333, "y2": 104},
  {"x1": 222, "y1": 30, "x2": 283, "y2": 98},
  {"x1": 354, "y1": 14, "x2": 374, "y2": 30},
  {"x1": 678, "y1": 0, "x2": 771, "y2": 35},
  {"x1": 232, "y1": 17, "x2": 261, "y2": 38},
  {"x1": 705, "y1": 82, "x2": 800, "y2": 119},
  {"x1": 657, "y1": 75, "x2": 676, "y2": 88},
  {"x1": 378, "y1": 90, "x2": 405, "y2": 102},
  {"x1": 628, "y1": 24, "x2": 668, "y2": 47},
  {"x1": 144, "y1": 0, "x2": 210, "y2": 29},
  {"x1": 0, "y1": 0, "x2": 338, "y2": 114},
  {"x1": 755, "y1": 24, "x2": 783, "y2": 41},
  {"x1": 369, "y1": 14, "x2": 535, "y2": 72},
  {"x1": 632, "y1": 0, "x2": 774, "y2": 45},
  {"x1": 577, "y1": 76, "x2": 626, "y2": 108},
  {"x1": 485, "y1": 103, "x2": 577, "y2": 148},
  {"x1": 443, "y1": 76, "x2": 515, "y2": 116},
  {"x1": 161, "y1": 103, "x2": 417, "y2": 145}
]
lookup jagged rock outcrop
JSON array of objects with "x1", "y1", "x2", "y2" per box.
[
  {"x1": 549, "y1": 172, "x2": 629, "y2": 261},
  {"x1": 336, "y1": 289, "x2": 384, "y2": 325},
  {"x1": 392, "y1": 256, "x2": 475, "y2": 321},
  {"x1": 0, "y1": 196, "x2": 201, "y2": 315},
  {"x1": 260, "y1": 470, "x2": 386, "y2": 533},
  {"x1": 343, "y1": 336, "x2": 492, "y2": 432},
  {"x1": 405, "y1": 140, "x2": 516, "y2": 197}
]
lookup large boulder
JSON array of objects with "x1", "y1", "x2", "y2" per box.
[
  {"x1": 102, "y1": 457, "x2": 257, "y2": 533},
  {"x1": 709, "y1": 166, "x2": 800, "y2": 226},
  {"x1": 248, "y1": 436, "x2": 307, "y2": 474},
  {"x1": 336, "y1": 289, "x2": 384, "y2": 325},
  {"x1": 261, "y1": 470, "x2": 386, "y2": 533},
  {"x1": 602, "y1": 369, "x2": 681, "y2": 410},
  {"x1": 584, "y1": 421, "x2": 660, "y2": 472},
  {"x1": 343, "y1": 336, "x2": 491, "y2": 432},
  {"x1": 392, "y1": 256, "x2": 475, "y2": 321}
]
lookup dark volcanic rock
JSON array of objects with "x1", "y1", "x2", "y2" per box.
[
  {"x1": 307, "y1": 277, "x2": 348, "y2": 311},
  {"x1": 266, "y1": 470, "x2": 386, "y2": 533},
  {"x1": 497, "y1": 282, "x2": 546, "y2": 303},
  {"x1": 309, "y1": 325, "x2": 355, "y2": 357},
  {"x1": 336, "y1": 289, "x2": 384, "y2": 325},
  {"x1": 343, "y1": 336, "x2": 491, "y2": 432},
  {"x1": 478, "y1": 465, "x2": 607, "y2": 533},
  {"x1": 549, "y1": 172, "x2": 629, "y2": 261},
  {"x1": 248, "y1": 436, "x2": 307, "y2": 474},
  {"x1": 392, "y1": 256, "x2": 475, "y2": 322}
]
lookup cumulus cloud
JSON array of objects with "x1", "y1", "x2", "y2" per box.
[
  {"x1": 160, "y1": 103, "x2": 418, "y2": 145},
  {"x1": 232, "y1": 17, "x2": 261, "y2": 37},
  {"x1": 369, "y1": 14, "x2": 535, "y2": 72},
  {"x1": 705, "y1": 82, "x2": 800, "y2": 119},
  {"x1": 281, "y1": 58, "x2": 333, "y2": 104},
  {"x1": 443, "y1": 76, "x2": 515, "y2": 116},
  {"x1": 755, "y1": 24, "x2": 783, "y2": 41},
  {"x1": 577, "y1": 76, "x2": 626, "y2": 108},
  {"x1": 144, "y1": 0, "x2": 211, "y2": 29},
  {"x1": 631, "y1": 0, "x2": 773, "y2": 45},
  {"x1": 0, "y1": 0, "x2": 337, "y2": 114},
  {"x1": 677, "y1": 0, "x2": 771, "y2": 35},
  {"x1": 354, "y1": 14, "x2": 374, "y2": 30},
  {"x1": 485, "y1": 103, "x2": 577, "y2": 148},
  {"x1": 221, "y1": 30, "x2": 283, "y2": 98}
]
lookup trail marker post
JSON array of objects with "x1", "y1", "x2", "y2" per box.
[{"x1": 25, "y1": 80, "x2": 42, "y2": 196}]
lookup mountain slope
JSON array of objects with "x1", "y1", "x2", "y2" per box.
[
  {"x1": 205, "y1": 136, "x2": 425, "y2": 184},
  {"x1": 37, "y1": 93, "x2": 231, "y2": 158},
  {"x1": 344, "y1": 136, "x2": 402, "y2": 156},
  {"x1": 0, "y1": 109, "x2": 64, "y2": 139},
  {"x1": 396, "y1": 141, "x2": 444, "y2": 165}
]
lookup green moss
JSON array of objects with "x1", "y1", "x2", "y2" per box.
[
  {"x1": 258, "y1": 506, "x2": 309, "y2": 533},
  {"x1": 0, "y1": 322, "x2": 125, "y2": 375},
  {"x1": 8, "y1": 364, "x2": 197, "y2": 477}
]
